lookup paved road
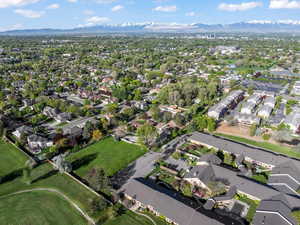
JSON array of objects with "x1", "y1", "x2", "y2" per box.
[
  {"x1": 114, "y1": 151, "x2": 162, "y2": 191},
  {"x1": 0, "y1": 188, "x2": 95, "y2": 225}
]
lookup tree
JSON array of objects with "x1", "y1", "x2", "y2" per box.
[
  {"x1": 92, "y1": 129, "x2": 103, "y2": 141},
  {"x1": 53, "y1": 154, "x2": 72, "y2": 173},
  {"x1": 207, "y1": 117, "x2": 216, "y2": 132},
  {"x1": 194, "y1": 115, "x2": 208, "y2": 131},
  {"x1": 0, "y1": 120, "x2": 4, "y2": 138},
  {"x1": 88, "y1": 198, "x2": 107, "y2": 214},
  {"x1": 249, "y1": 124, "x2": 257, "y2": 136},
  {"x1": 83, "y1": 121, "x2": 93, "y2": 141},
  {"x1": 22, "y1": 167, "x2": 31, "y2": 185},
  {"x1": 136, "y1": 123, "x2": 158, "y2": 147},
  {"x1": 85, "y1": 167, "x2": 109, "y2": 192}
]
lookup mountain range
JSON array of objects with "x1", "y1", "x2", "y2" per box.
[{"x1": 2, "y1": 21, "x2": 300, "y2": 35}]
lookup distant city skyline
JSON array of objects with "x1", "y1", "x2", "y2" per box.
[{"x1": 1, "y1": 0, "x2": 300, "y2": 31}]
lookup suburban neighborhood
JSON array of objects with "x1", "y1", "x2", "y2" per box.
[{"x1": 2, "y1": 9, "x2": 300, "y2": 225}]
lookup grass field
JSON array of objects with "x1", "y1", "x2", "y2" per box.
[
  {"x1": 142, "y1": 211, "x2": 171, "y2": 225},
  {"x1": 0, "y1": 139, "x2": 152, "y2": 225},
  {"x1": 0, "y1": 139, "x2": 28, "y2": 177},
  {"x1": 291, "y1": 211, "x2": 300, "y2": 225},
  {"x1": 215, "y1": 133, "x2": 300, "y2": 159},
  {"x1": 68, "y1": 137, "x2": 147, "y2": 177},
  {"x1": 0, "y1": 162, "x2": 103, "y2": 222},
  {"x1": 0, "y1": 191, "x2": 87, "y2": 225},
  {"x1": 104, "y1": 211, "x2": 154, "y2": 225}
]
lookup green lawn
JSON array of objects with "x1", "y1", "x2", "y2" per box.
[
  {"x1": 0, "y1": 163, "x2": 104, "y2": 222},
  {"x1": 291, "y1": 211, "x2": 300, "y2": 225},
  {"x1": 0, "y1": 139, "x2": 28, "y2": 177},
  {"x1": 215, "y1": 133, "x2": 300, "y2": 159},
  {"x1": 68, "y1": 137, "x2": 147, "y2": 177},
  {"x1": 104, "y1": 211, "x2": 154, "y2": 225},
  {"x1": 142, "y1": 211, "x2": 172, "y2": 225},
  {"x1": 0, "y1": 191, "x2": 87, "y2": 225}
]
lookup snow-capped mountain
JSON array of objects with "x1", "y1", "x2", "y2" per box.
[{"x1": 2, "y1": 21, "x2": 300, "y2": 35}]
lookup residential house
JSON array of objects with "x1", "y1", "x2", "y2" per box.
[
  {"x1": 264, "y1": 96, "x2": 276, "y2": 108},
  {"x1": 268, "y1": 161, "x2": 300, "y2": 196},
  {"x1": 27, "y1": 134, "x2": 53, "y2": 152},
  {"x1": 234, "y1": 113, "x2": 261, "y2": 126},
  {"x1": 241, "y1": 102, "x2": 256, "y2": 115},
  {"x1": 12, "y1": 125, "x2": 33, "y2": 139},
  {"x1": 208, "y1": 90, "x2": 244, "y2": 120},
  {"x1": 184, "y1": 162, "x2": 216, "y2": 191},
  {"x1": 208, "y1": 105, "x2": 227, "y2": 120},
  {"x1": 284, "y1": 112, "x2": 300, "y2": 133},
  {"x1": 62, "y1": 126, "x2": 82, "y2": 137},
  {"x1": 257, "y1": 105, "x2": 273, "y2": 118},
  {"x1": 159, "y1": 105, "x2": 184, "y2": 116},
  {"x1": 292, "y1": 81, "x2": 300, "y2": 96},
  {"x1": 253, "y1": 194, "x2": 298, "y2": 225},
  {"x1": 43, "y1": 106, "x2": 59, "y2": 118},
  {"x1": 55, "y1": 112, "x2": 72, "y2": 123},
  {"x1": 247, "y1": 94, "x2": 262, "y2": 105}
]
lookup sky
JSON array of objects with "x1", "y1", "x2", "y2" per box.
[{"x1": 1, "y1": 0, "x2": 300, "y2": 31}]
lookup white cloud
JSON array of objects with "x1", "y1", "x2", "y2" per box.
[
  {"x1": 14, "y1": 9, "x2": 44, "y2": 18},
  {"x1": 95, "y1": 0, "x2": 117, "y2": 3},
  {"x1": 83, "y1": 10, "x2": 95, "y2": 15},
  {"x1": 0, "y1": 24, "x2": 23, "y2": 32},
  {"x1": 47, "y1": 3, "x2": 60, "y2": 9},
  {"x1": 153, "y1": 5, "x2": 177, "y2": 12},
  {"x1": 67, "y1": 0, "x2": 77, "y2": 3},
  {"x1": 0, "y1": 0, "x2": 40, "y2": 8},
  {"x1": 247, "y1": 19, "x2": 300, "y2": 24},
  {"x1": 186, "y1": 12, "x2": 196, "y2": 16},
  {"x1": 86, "y1": 16, "x2": 110, "y2": 24},
  {"x1": 112, "y1": 5, "x2": 124, "y2": 11},
  {"x1": 218, "y1": 2, "x2": 262, "y2": 11},
  {"x1": 269, "y1": 0, "x2": 300, "y2": 8}
]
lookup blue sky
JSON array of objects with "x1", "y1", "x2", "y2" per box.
[{"x1": 1, "y1": 0, "x2": 300, "y2": 30}]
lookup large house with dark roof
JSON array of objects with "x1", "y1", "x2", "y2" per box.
[
  {"x1": 268, "y1": 161, "x2": 300, "y2": 196},
  {"x1": 184, "y1": 162, "x2": 216, "y2": 190},
  {"x1": 253, "y1": 194, "x2": 298, "y2": 225}
]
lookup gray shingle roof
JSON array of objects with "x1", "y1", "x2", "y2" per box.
[
  {"x1": 184, "y1": 164, "x2": 216, "y2": 185},
  {"x1": 187, "y1": 132, "x2": 300, "y2": 169},
  {"x1": 271, "y1": 161, "x2": 300, "y2": 184},
  {"x1": 253, "y1": 193, "x2": 298, "y2": 225},
  {"x1": 122, "y1": 179, "x2": 223, "y2": 225}
]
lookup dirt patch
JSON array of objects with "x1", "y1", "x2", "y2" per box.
[{"x1": 216, "y1": 122, "x2": 274, "y2": 143}]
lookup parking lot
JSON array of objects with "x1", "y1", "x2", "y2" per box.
[{"x1": 241, "y1": 80, "x2": 283, "y2": 93}]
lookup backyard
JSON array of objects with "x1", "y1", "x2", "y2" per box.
[
  {"x1": 68, "y1": 137, "x2": 147, "y2": 177},
  {"x1": 0, "y1": 139, "x2": 28, "y2": 177}
]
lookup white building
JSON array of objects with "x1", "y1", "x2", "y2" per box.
[
  {"x1": 247, "y1": 94, "x2": 262, "y2": 105},
  {"x1": 241, "y1": 102, "x2": 256, "y2": 115},
  {"x1": 284, "y1": 112, "x2": 300, "y2": 133},
  {"x1": 264, "y1": 96, "x2": 276, "y2": 108},
  {"x1": 257, "y1": 105, "x2": 273, "y2": 118},
  {"x1": 234, "y1": 113, "x2": 261, "y2": 126}
]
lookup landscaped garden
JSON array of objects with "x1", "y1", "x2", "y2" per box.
[
  {"x1": 68, "y1": 137, "x2": 147, "y2": 177},
  {"x1": 103, "y1": 210, "x2": 155, "y2": 225},
  {"x1": 234, "y1": 194, "x2": 260, "y2": 223}
]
